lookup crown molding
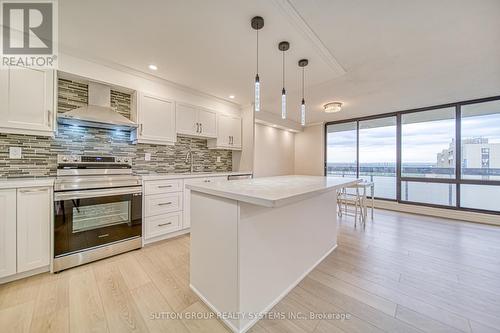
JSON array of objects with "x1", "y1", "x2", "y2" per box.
[{"x1": 271, "y1": 0, "x2": 346, "y2": 77}]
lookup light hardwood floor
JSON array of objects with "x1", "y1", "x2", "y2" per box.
[{"x1": 1, "y1": 209, "x2": 500, "y2": 333}]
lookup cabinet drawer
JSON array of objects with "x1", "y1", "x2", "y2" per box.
[
  {"x1": 145, "y1": 179, "x2": 183, "y2": 195},
  {"x1": 145, "y1": 212, "x2": 182, "y2": 239},
  {"x1": 145, "y1": 192, "x2": 182, "y2": 217}
]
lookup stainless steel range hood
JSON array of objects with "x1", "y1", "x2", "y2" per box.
[{"x1": 57, "y1": 82, "x2": 138, "y2": 130}]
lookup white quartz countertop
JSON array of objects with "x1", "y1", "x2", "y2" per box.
[
  {"x1": 0, "y1": 177, "x2": 54, "y2": 189},
  {"x1": 139, "y1": 171, "x2": 253, "y2": 181},
  {"x1": 186, "y1": 175, "x2": 360, "y2": 207}
]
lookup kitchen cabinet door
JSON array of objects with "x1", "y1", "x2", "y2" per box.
[
  {"x1": 217, "y1": 114, "x2": 232, "y2": 147},
  {"x1": 198, "y1": 108, "x2": 217, "y2": 138},
  {"x1": 16, "y1": 187, "x2": 51, "y2": 273},
  {"x1": 229, "y1": 116, "x2": 242, "y2": 148},
  {"x1": 136, "y1": 93, "x2": 176, "y2": 145},
  {"x1": 176, "y1": 103, "x2": 198, "y2": 136},
  {"x1": 0, "y1": 189, "x2": 17, "y2": 278},
  {"x1": 0, "y1": 67, "x2": 54, "y2": 136}
]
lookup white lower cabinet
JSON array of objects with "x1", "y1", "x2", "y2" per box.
[
  {"x1": 0, "y1": 189, "x2": 17, "y2": 278},
  {"x1": 143, "y1": 179, "x2": 184, "y2": 242},
  {"x1": 143, "y1": 175, "x2": 229, "y2": 243},
  {"x1": 145, "y1": 212, "x2": 182, "y2": 239},
  {"x1": 0, "y1": 186, "x2": 51, "y2": 280},
  {"x1": 16, "y1": 187, "x2": 51, "y2": 273}
]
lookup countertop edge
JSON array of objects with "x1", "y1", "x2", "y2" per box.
[
  {"x1": 187, "y1": 178, "x2": 361, "y2": 207},
  {"x1": 140, "y1": 171, "x2": 253, "y2": 181},
  {"x1": 0, "y1": 178, "x2": 55, "y2": 189}
]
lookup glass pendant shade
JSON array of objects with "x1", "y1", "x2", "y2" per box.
[
  {"x1": 254, "y1": 74, "x2": 260, "y2": 112},
  {"x1": 281, "y1": 88, "x2": 287, "y2": 119},
  {"x1": 300, "y1": 99, "x2": 306, "y2": 126}
]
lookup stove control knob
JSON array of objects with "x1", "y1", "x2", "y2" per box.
[
  {"x1": 72, "y1": 156, "x2": 78, "y2": 162},
  {"x1": 62, "y1": 156, "x2": 68, "y2": 162}
]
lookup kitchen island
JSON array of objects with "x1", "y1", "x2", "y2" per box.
[{"x1": 187, "y1": 175, "x2": 359, "y2": 333}]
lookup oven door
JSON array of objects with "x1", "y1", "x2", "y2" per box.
[{"x1": 54, "y1": 186, "x2": 142, "y2": 257}]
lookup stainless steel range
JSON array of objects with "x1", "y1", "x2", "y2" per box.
[{"x1": 53, "y1": 155, "x2": 142, "y2": 272}]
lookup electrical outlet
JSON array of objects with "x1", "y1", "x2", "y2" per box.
[
  {"x1": 145, "y1": 153, "x2": 151, "y2": 161},
  {"x1": 217, "y1": 156, "x2": 221, "y2": 163},
  {"x1": 9, "y1": 147, "x2": 22, "y2": 159}
]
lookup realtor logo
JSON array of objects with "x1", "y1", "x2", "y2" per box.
[{"x1": 1, "y1": 0, "x2": 58, "y2": 68}]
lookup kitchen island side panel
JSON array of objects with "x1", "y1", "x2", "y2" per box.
[
  {"x1": 189, "y1": 191, "x2": 240, "y2": 330},
  {"x1": 237, "y1": 190, "x2": 338, "y2": 331}
]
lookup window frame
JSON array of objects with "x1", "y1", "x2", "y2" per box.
[{"x1": 324, "y1": 94, "x2": 500, "y2": 215}]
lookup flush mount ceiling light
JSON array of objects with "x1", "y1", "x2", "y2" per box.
[
  {"x1": 279, "y1": 41, "x2": 290, "y2": 120},
  {"x1": 298, "y1": 59, "x2": 308, "y2": 126},
  {"x1": 229, "y1": 95, "x2": 235, "y2": 99},
  {"x1": 324, "y1": 102, "x2": 343, "y2": 113},
  {"x1": 148, "y1": 64, "x2": 158, "y2": 71},
  {"x1": 251, "y1": 16, "x2": 264, "y2": 112}
]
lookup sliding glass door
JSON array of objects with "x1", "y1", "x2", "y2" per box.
[{"x1": 324, "y1": 95, "x2": 500, "y2": 214}]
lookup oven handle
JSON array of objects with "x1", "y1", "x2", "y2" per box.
[{"x1": 54, "y1": 186, "x2": 142, "y2": 201}]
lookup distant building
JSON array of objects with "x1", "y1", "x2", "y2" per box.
[{"x1": 437, "y1": 138, "x2": 500, "y2": 169}]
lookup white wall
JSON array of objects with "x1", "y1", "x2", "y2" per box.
[
  {"x1": 294, "y1": 124, "x2": 324, "y2": 176},
  {"x1": 253, "y1": 123, "x2": 295, "y2": 177}
]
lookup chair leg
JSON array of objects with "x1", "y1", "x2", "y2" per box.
[{"x1": 371, "y1": 195, "x2": 374, "y2": 219}]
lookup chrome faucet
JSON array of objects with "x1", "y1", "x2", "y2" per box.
[{"x1": 185, "y1": 150, "x2": 194, "y2": 173}]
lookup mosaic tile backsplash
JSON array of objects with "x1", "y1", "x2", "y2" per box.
[{"x1": 0, "y1": 78, "x2": 232, "y2": 178}]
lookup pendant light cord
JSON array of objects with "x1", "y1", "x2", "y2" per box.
[
  {"x1": 282, "y1": 50, "x2": 285, "y2": 89},
  {"x1": 256, "y1": 29, "x2": 259, "y2": 74},
  {"x1": 302, "y1": 67, "x2": 305, "y2": 100}
]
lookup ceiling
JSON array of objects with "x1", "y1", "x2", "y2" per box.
[{"x1": 59, "y1": 0, "x2": 500, "y2": 124}]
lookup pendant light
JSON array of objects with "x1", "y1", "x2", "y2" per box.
[
  {"x1": 298, "y1": 59, "x2": 308, "y2": 126},
  {"x1": 251, "y1": 16, "x2": 264, "y2": 112},
  {"x1": 278, "y1": 41, "x2": 290, "y2": 120}
]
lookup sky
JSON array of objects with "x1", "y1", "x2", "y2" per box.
[{"x1": 327, "y1": 113, "x2": 500, "y2": 164}]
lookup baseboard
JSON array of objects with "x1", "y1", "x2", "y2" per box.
[
  {"x1": 143, "y1": 228, "x2": 190, "y2": 245},
  {"x1": 189, "y1": 284, "x2": 240, "y2": 333},
  {"x1": 190, "y1": 244, "x2": 338, "y2": 333},
  {"x1": 374, "y1": 200, "x2": 500, "y2": 226},
  {"x1": 0, "y1": 266, "x2": 49, "y2": 284}
]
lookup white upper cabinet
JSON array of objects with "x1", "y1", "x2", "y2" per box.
[
  {"x1": 198, "y1": 108, "x2": 217, "y2": 138},
  {"x1": 0, "y1": 189, "x2": 17, "y2": 278},
  {"x1": 16, "y1": 187, "x2": 51, "y2": 273},
  {"x1": 176, "y1": 102, "x2": 217, "y2": 138},
  {"x1": 176, "y1": 103, "x2": 198, "y2": 135},
  {"x1": 131, "y1": 92, "x2": 176, "y2": 145},
  {"x1": 0, "y1": 67, "x2": 55, "y2": 136},
  {"x1": 208, "y1": 114, "x2": 242, "y2": 150}
]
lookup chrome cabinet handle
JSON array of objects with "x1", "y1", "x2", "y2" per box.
[
  {"x1": 140, "y1": 124, "x2": 144, "y2": 135},
  {"x1": 204, "y1": 179, "x2": 211, "y2": 183},
  {"x1": 98, "y1": 234, "x2": 109, "y2": 238},
  {"x1": 47, "y1": 110, "x2": 52, "y2": 127},
  {"x1": 200, "y1": 123, "x2": 203, "y2": 133},
  {"x1": 158, "y1": 202, "x2": 172, "y2": 206},
  {"x1": 158, "y1": 222, "x2": 172, "y2": 227},
  {"x1": 158, "y1": 185, "x2": 172, "y2": 188}
]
